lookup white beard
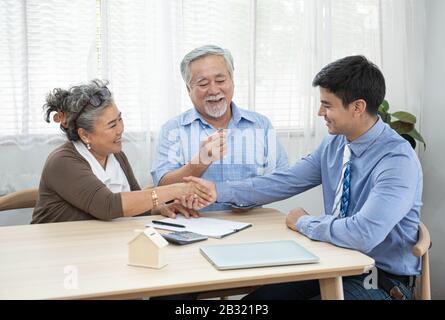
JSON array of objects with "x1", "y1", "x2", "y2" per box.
[{"x1": 204, "y1": 99, "x2": 228, "y2": 119}]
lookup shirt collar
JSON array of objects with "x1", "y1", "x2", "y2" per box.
[
  {"x1": 72, "y1": 141, "x2": 130, "y2": 192},
  {"x1": 339, "y1": 116, "x2": 386, "y2": 158},
  {"x1": 231, "y1": 102, "x2": 256, "y2": 124},
  {"x1": 180, "y1": 102, "x2": 256, "y2": 126},
  {"x1": 73, "y1": 140, "x2": 109, "y2": 182}
]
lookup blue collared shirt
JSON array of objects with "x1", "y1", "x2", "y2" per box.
[
  {"x1": 151, "y1": 102, "x2": 289, "y2": 211},
  {"x1": 217, "y1": 117, "x2": 422, "y2": 275}
]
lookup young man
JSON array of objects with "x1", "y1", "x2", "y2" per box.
[
  {"x1": 190, "y1": 55, "x2": 422, "y2": 299},
  {"x1": 151, "y1": 45, "x2": 288, "y2": 215}
]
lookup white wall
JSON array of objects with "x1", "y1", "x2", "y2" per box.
[{"x1": 419, "y1": 0, "x2": 445, "y2": 299}]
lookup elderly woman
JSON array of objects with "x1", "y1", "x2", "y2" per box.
[{"x1": 32, "y1": 79, "x2": 213, "y2": 224}]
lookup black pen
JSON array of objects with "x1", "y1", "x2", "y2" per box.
[{"x1": 152, "y1": 220, "x2": 185, "y2": 228}]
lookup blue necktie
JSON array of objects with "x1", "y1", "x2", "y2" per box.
[
  {"x1": 339, "y1": 161, "x2": 351, "y2": 218},
  {"x1": 332, "y1": 144, "x2": 351, "y2": 218}
]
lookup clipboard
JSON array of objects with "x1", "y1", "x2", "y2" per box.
[{"x1": 146, "y1": 216, "x2": 252, "y2": 239}]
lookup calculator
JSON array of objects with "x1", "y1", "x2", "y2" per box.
[{"x1": 162, "y1": 231, "x2": 208, "y2": 245}]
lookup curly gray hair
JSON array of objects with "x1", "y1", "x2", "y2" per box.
[{"x1": 43, "y1": 79, "x2": 114, "y2": 141}]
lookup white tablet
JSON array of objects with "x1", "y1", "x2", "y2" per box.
[{"x1": 200, "y1": 240, "x2": 319, "y2": 270}]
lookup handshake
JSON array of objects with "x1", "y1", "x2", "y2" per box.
[{"x1": 157, "y1": 177, "x2": 217, "y2": 218}]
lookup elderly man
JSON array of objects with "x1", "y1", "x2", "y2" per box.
[{"x1": 151, "y1": 45, "x2": 288, "y2": 215}]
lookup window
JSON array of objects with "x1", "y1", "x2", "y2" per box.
[
  {"x1": 0, "y1": 0, "x2": 382, "y2": 138},
  {"x1": 0, "y1": 0, "x2": 97, "y2": 136}
]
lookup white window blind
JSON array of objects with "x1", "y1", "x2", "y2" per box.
[
  {"x1": 1, "y1": 0, "x2": 384, "y2": 137},
  {"x1": 0, "y1": 0, "x2": 96, "y2": 136},
  {"x1": 255, "y1": 0, "x2": 315, "y2": 131},
  {"x1": 330, "y1": 0, "x2": 381, "y2": 63},
  {"x1": 178, "y1": 0, "x2": 252, "y2": 113},
  {"x1": 100, "y1": 0, "x2": 159, "y2": 132},
  {"x1": 254, "y1": 0, "x2": 382, "y2": 130}
]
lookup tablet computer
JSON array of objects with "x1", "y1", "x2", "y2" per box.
[{"x1": 200, "y1": 240, "x2": 319, "y2": 270}]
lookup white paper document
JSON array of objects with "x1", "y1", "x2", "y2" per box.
[{"x1": 146, "y1": 216, "x2": 252, "y2": 239}]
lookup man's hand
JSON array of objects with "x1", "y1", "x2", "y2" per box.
[
  {"x1": 182, "y1": 176, "x2": 217, "y2": 209},
  {"x1": 153, "y1": 202, "x2": 200, "y2": 219},
  {"x1": 286, "y1": 207, "x2": 309, "y2": 231},
  {"x1": 191, "y1": 130, "x2": 227, "y2": 165}
]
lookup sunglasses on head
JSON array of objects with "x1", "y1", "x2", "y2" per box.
[{"x1": 74, "y1": 86, "x2": 111, "y2": 123}]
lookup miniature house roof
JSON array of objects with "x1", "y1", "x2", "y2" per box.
[{"x1": 128, "y1": 227, "x2": 168, "y2": 248}]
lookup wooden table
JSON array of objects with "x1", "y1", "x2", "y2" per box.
[{"x1": 0, "y1": 208, "x2": 374, "y2": 299}]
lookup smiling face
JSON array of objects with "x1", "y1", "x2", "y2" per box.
[
  {"x1": 317, "y1": 87, "x2": 358, "y2": 139},
  {"x1": 79, "y1": 103, "x2": 124, "y2": 163},
  {"x1": 187, "y1": 55, "x2": 234, "y2": 121}
]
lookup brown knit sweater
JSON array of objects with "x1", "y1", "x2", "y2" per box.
[{"x1": 32, "y1": 142, "x2": 146, "y2": 223}]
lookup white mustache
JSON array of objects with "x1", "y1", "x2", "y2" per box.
[{"x1": 205, "y1": 94, "x2": 224, "y2": 102}]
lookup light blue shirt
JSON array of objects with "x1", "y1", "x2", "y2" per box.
[
  {"x1": 151, "y1": 102, "x2": 289, "y2": 211},
  {"x1": 217, "y1": 117, "x2": 423, "y2": 275}
]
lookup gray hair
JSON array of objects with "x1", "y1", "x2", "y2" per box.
[
  {"x1": 180, "y1": 45, "x2": 235, "y2": 86},
  {"x1": 43, "y1": 79, "x2": 114, "y2": 141}
]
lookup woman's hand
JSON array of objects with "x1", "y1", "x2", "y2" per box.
[{"x1": 152, "y1": 202, "x2": 200, "y2": 219}]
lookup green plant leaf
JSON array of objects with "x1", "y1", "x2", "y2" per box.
[
  {"x1": 380, "y1": 112, "x2": 391, "y2": 124},
  {"x1": 391, "y1": 111, "x2": 416, "y2": 124},
  {"x1": 390, "y1": 121, "x2": 414, "y2": 134},
  {"x1": 401, "y1": 133, "x2": 416, "y2": 149},
  {"x1": 407, "y1": 128, "x2": 427, "y2": 150},
  {"x1": 381, "y1": 100, "x2": 426, "y2": 151},
  {"x1": 379, "y1": 100, "x2": 390, "y2": 113}
]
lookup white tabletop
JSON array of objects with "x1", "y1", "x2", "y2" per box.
[{"x1": 0, "y1": 208, "x2": 374, "y2": 299}]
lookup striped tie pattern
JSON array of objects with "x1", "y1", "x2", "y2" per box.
[
  {"x1": 339, "y1": 161, "x2": 351, "y2": 218},
  {"x1": 332, "y1": 144, "x2": 351, "y2": 218}
]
